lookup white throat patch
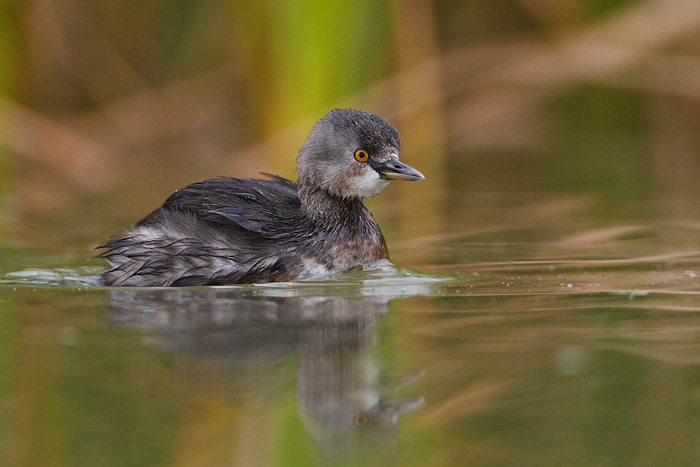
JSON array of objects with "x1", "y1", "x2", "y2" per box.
[{"x1": 346, "y1": 169, "x2": 390, "y2": 198}]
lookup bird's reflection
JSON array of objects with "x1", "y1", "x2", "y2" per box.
[{"x1": 106, "y1": 285, "x2": 423, "y2": 452}]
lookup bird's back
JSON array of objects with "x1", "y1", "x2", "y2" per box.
[{"x1": 98, "y1": 176, "x2": 313, "y2": 286}]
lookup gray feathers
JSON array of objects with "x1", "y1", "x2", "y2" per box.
[
  {"x1": 97, "y1": 109, "x2": 411, "y2": 287},
  {"x1": 97, "y1": 174, "x2": 388, "y2": 286}
]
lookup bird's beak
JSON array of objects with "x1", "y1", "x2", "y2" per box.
[{"x1": 371, "y1": 156, "x2": 425, "y2": 181}]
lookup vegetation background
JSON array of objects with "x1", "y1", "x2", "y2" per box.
[
  {"x1": 1, "y1": 0, "x2": 700, "y2": 261},
  {"x1": 2, "y1": 2, "x2": 700, "y2": 466}
]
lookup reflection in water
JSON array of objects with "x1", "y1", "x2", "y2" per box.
[{"x1": 106, "y1": 287, "x2": 424, "y2": 453}]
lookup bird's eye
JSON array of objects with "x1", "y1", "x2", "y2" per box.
[
  {"x1": 354, "y1": 413, "x2": 368, "y2": 425},
  {"x1": 354, "y1": 149, "x2": 369, "y2": 162}
]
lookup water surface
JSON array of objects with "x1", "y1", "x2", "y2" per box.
[
  {"x1": 2, "y1": 215, "x2": 699, "y2": 466},
  {"x1": 2, "y1": 122, "x2": 700, "y2": 466}
]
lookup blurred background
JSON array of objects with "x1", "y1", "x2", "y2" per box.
[
  {"x1": 3, "y1": 2, "x2": 700, "y2": 466},
  {"x1": 2, "y1": 0, "x2": 700, "y2": 266}
]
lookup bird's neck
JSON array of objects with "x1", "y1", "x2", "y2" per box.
[
  {"x1": 298, "y1": 184, "x2": 369, "y2": 226},
  {"x1": 298, "y1": 182, "x2": 389, "y2": 262}
]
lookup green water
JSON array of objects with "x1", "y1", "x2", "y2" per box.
[{"x1": 1, "y1": 192, "x2": 700, "y2": 466}]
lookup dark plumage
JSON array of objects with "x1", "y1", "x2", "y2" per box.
[{"x1": 97, "y1": 109, "x2": 424, "y2": 286}]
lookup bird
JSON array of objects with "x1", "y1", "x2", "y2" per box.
[{"x1": 97, "y1": 108, "x2": 424, "y2": 287}]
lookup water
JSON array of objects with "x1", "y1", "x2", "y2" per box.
[
  {"x1": 2, "y1": 119, "x2": 700, "y2": 466},
  {"x1": 2, "y1": 214, "x2": 699, "y2": 466}
]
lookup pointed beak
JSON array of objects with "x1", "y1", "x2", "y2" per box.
[{"x1": 370, "y1": 156, "x2": 425, "y2": 181}]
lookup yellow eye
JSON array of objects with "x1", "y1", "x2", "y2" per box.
[
  {"x1": 354, "y1": 149, "x2": 369, "y2": 162},
  {"x1": 354, "y1": 413, "x2": 368, "y2": 425}
]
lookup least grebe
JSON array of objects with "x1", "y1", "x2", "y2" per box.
[{"x1": 97, "y1": 108, "x2": 424, "y2": 286}]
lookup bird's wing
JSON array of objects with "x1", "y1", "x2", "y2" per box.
[{"x1": 141, "y1": 175, "x2": 306, "y2": 239}]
